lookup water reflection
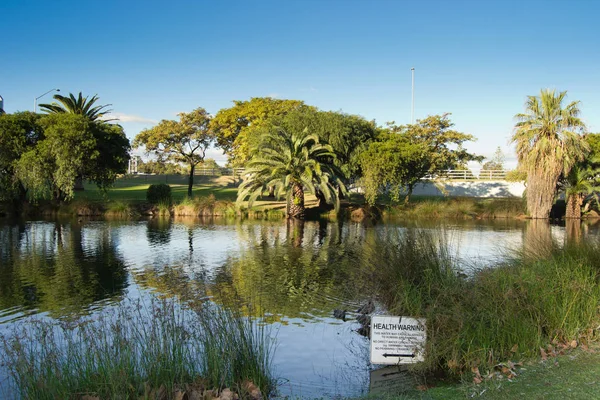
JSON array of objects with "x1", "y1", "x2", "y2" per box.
[
  {"x1": 2, "y1": 217, "x2": 600, "y2": 398},
  {"x1": 0, "y1": 221, "x2": 128, "y2": 321}
]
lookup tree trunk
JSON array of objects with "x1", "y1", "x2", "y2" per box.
[
  {"x1": 565, "y1": 193, "x2": 583, "y2": 219},
  {"x1": 404, "y1": 185, "x2": 414, "y2": 205},
  {"x1": 289, "y1": 183, "x2": 305, "y2": 219},
  {"x1": 268, "y1": 186, "x2": 275, "y2": 198},
  {"x1": 187, "y1": 164, "x2": 195, "y2": 198},
  {"x1": 526, "y1": 164, "x2": 562, "y2": 219}
]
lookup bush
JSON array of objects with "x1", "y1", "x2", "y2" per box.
[{"x1": 147, "y1": 184, "x2": 172, "y2": 205}]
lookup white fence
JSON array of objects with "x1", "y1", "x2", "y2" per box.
[{"x1": 200, "y1": 168, "x2": 512, "y2": 181}]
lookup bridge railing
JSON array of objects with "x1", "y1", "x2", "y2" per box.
[{"x1": 193, "y1": 167, "x2": 511, "y2": 181}]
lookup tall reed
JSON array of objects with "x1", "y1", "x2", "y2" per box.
[
  {"x1": 0, "y1": 296, "x2": 274, "y2": 399},
  {"x1": 361, "y1": 229, "x2": 600, "y2": 373}
]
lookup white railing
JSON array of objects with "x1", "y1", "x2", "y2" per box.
[
  {"x1": 194, "y1": 168, "x2": 511, "y2": 181},
  {"x1": 431, "y1": 169, "x2": 509, "y2": 180},
  {"x1": 194, "y1": 167, "x2": 246, "y2": 177}
]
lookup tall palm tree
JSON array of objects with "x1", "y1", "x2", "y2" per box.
[
  {"x1": 512, "y1": 89, "x2": 588, "y2": 219},
  {"x1": 237, "y1": 127, "x2": 346, "y2": 219},
  {"x1": 39, "y1": 92, "x2": 112, "y2": 121}
]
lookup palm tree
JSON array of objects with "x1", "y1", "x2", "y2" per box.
[
  {"x1": 39, "y1": 92, "x2": 112, "y2": 121},
  {"x1": 562, "y1": 162, "x2": 600, "y2": 219},
  {"x1": 512, "y1": 89, "x2": 588, "y2": 219},
  {"x1": 237, "y1": 127, "x2": 347, "y2": 219}
]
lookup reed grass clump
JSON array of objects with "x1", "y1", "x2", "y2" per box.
[
  {"x1": 105, "y1": 200, "x2": 137, "y2": 218},
  {"x1": 384, "y1": 197, "x2": 526, "y2": 220},
  {"x1": 173, "y1": 195, "x2": 236, "y2": 217},
  {"x1": 0, "y1": 296, "x2": 274, "y2": 399},
  {"x1": 363, "y1": 230, "x2": 600, "y2": 374}
]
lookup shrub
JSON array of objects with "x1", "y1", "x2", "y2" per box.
[{"x1": 147, "y1": 184, "x2": 172, "y2": 205}]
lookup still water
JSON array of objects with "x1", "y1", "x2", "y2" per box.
[{"x1": 0, "y1": 217, "x2": 596, "y2": 398}]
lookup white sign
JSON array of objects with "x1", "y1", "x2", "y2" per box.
[{"x1": 370, "y1": 315, "x2": 426, "y2": 365}]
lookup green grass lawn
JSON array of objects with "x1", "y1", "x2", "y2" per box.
[
  {"x1": 355, "y1": 348, "x2": 600, "y2": 399},
  {"x1": 75, "y1": 174, "x2": 239, "y2": 203}
]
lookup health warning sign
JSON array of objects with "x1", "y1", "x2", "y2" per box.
[{"x1": 370, "y1": 316, "x2": 426, "y2": 365}]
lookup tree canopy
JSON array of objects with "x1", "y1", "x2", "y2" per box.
[
  {"x1": 211, "y1": 97, "x2": 314, "y2": 166},
  {"x1": 14, "y1": 114, "x2": 130, "y2": 201},
  {"x1": 0, "y1": 112, "x2": 43, "y2": 206},
  {"x1": 360, "y1": 114, "x2": 481, "y2": 205},
  {"x1": 134, "y1": 108, "x2": 214, "y2": 197}
]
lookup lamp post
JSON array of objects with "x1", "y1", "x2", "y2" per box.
[
  {"x1": 34, "y1": 88, "x2": 60, "y2": 112},
  {"x1": 411, "y1": 67, "x2": 415, "y2": 124}
]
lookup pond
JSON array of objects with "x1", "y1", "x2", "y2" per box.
[{"x1": 0, "y1": 217, "x2": 597, "y2": 398}]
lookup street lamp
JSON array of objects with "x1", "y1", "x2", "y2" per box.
[
  {"x1": 34, "y1": 88, "x2": 60, "y2": 112},
  {"x1": 411, "y1": 67, "x2": 415, "y2": 124}
]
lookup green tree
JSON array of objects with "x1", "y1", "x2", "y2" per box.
[
  {"x1": 360, "y1": 133, "x2": 429, "y2": 205},
  {"x1": 562, "y1": 133, "x2": 600, "y2": 219},
  {"x1": 237, "y1": 127, "x2": 346, "y2": 219},
  {"x1": 361, "y1": 114, "x2": 481, "y2": 205},
  {"x1": 0, "y1": 112, "x2": 43, "y2": 208},
  {"x1": 133, "y1": 108, "x2": 214, "y2": 197},
  {"x1": 511, "y1": 89, "x2": 588, "y2": 219},
  {"x1": 39, "y1": 92, "x2": 112, "y2": 121},
  {"x1": 211, "y1": 97, "x2": 314, "y2": 166},
  {"x1": 15, "y1": 114, "x2": 129, "y2": 202}
]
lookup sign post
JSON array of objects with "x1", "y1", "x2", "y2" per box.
[{"x1": 370, "y1": 316, "x2": 426, "y2": 365}]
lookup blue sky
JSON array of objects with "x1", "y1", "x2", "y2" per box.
[{"x1": 2, "y1": 0, "x2": 599, "y2": 167}]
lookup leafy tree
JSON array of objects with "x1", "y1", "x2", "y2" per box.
[
  {"x1": 15, "y1": 114, "x2": 129, "y2": 202},
  {"x1": 134, "y1": 108, "x2": 214, "y2": 197},
  {"x1": 237, "y1": 126, "x2": 346, "y2": 219},
  {"x1": 39, "y1": 92, "x2": 112, "y2": 121},
  {"x1": 211, "y1": 97, "x2": 314, "y2": 166},
  {"x1": 561, "y1": 133, "x2": 600, "y2": 219},
  {"x1": 0, "y1": 112, "x2": 43, "y2": 208},
  {"x1": 511, "y1": 89, "x2": 588, "y2": 219},
  {"x1": 361, "y1": 114, "x2": 481, "y2": 205},
  {"x1": 360, "y1": 133, "x2": 429, "y2": 205}
]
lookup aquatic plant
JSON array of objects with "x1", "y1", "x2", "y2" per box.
[{"x1": 0, "y1": 296, "x2": 274, "y2": 399}]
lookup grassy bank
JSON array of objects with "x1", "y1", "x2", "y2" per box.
[
  {"x1": 0, "y1": 296, "x2": 274, "y2": 399},
  {"x1": 359, "y1": 230, "x2": 600, "y2": 375},
  {"x1": 379, "y1": 197, "x2": 527, "y2": 219}
]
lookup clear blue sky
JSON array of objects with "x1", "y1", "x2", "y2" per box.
[{"x1": 2, "y1": 0, "x2": 599, "y2": 167}]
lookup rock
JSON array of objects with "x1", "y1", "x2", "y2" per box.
[
  {"x1": 350, "y1": 207, "x2": 368, "y2": 222},
  {"x1": 173, "y1": 390, "x2": 187, "y2": 400},
  {"x1": 220, "y1": 388, "x2": 235, "y2": 400},
  {"x1": 242, "y1": 380, "x2": 263, "y2": 400},
  {"x1": 357, "y1": 325, "x2": 370, "y2": 337},
  {"x1": 357, "y1": 300, "x2": 375, "y2": 314},
  {"x1": 333, "y1": 309, "x2": 347, "y2": 320},
  {"x1": 356, "y1": 314, "x2": 370, "y2": 326}
]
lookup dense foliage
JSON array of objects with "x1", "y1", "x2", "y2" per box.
[
  {"x1": 146, "y1": 183, "x2": 172, "y2": 205},
  {"x1": 211, "y1": 97, "x2": 314, "y2": 166},
  {"x1": 0, "y1": 111, "x2": 129, "y2": 203},
  {"x1": 360, "y1": 114, "x2": 482, "y2": 205}
]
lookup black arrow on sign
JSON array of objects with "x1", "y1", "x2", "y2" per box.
[{"x1": 383, "y1": 353, "x2": 415, "y2": 358}]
